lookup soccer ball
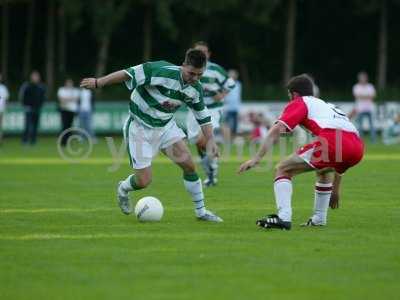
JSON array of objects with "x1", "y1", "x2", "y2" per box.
[{"x1": 134, "y1": 196, "x2": 164, "y2": 222}]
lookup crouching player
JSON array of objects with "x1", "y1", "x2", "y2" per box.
[{"x1": 238, "y1": 74, "x2": 364, "y2": 230}]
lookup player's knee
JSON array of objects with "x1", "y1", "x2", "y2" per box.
[
  {"x1": 275, "y1": 162, "x2": 285, "y2": 173},
  {"x1": 275, "y1": 162, "x2": 292, "y2": 177},
  {"x1": 182, "y1": 161, "x2": 196, "y2": 174},
  {"x1": 317, "y1": 169, "x2": 334, "y2": 183}
]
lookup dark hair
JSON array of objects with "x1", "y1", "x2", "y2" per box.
[
  {"x1": 286, "y1": 74, "x2": 314, "y2": 96},
  {"x1": 193, "y1": 40, "x2": 209, "y2": 50},
  {"x1": 184, "y1": 48, "x2": 207, "y2": 68}
]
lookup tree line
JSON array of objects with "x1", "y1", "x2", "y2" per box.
[{"x1": 1, "y1": 0, "x2": 399, "y2": 100}]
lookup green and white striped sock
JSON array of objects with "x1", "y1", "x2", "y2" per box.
[
  {"x1": 183, "y1": 172, "x2": 206, "y2": 217},
  {"x1": 120, "y1": 174, "x2": 142, "y2": 194}
]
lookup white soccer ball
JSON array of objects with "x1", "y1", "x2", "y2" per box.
[{"x1": 134, "y1": 196, "x2": 164, "y2": 222}]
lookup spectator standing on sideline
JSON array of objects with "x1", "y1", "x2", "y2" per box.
[
  {"x1": 79, "y1": 88, "x2": 96, "y2": 141},
  {"x1": 57, "y1": 78, "x2": 80, "y2": 147},
  {"x1": 352, "y1": 71, "x2": 376, "y2": 143},
  {"x1": 19, "y1": 70, "x2": 46, "y2": 145},
  {"x1": 0, "y1": 73, "x2": 10, "y2": 145},
  {"x1": 223, "y1": 69, "x2": 242, "y2": 141}
]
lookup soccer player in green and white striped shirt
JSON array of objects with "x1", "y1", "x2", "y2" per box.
[
  {"x1": 186, "y1": 41, "x2": 235, "y2": 187},
  {"x1": 80, "y1": 49, "x2": 222, "y2": 222}
]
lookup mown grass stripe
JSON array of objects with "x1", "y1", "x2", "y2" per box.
[{"x1": 0, "y1": 154, "x2": 399, "y2": 165}]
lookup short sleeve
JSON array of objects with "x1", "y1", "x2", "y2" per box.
[
  {"x1": 369, "y1": 84, "x2": 376, "y2": 97},
  {"x1": 277, "y1": 98, "x2": 308, "y2": 131},
  {"x1": 57, "y1": 88, "x2": 64, "y2": 98},
  {"x1": 352, "y1": 85, "x2": 357, "y2": 97},
  {"x1": 188, "y1": 84, "x2": 211, "y2": 126},
  {"x1": 124, "y1": 63, "x2": 152, "y2": 90},
  {"x1": 222, "y1": 77, "x2": 236, "y2": 92},
  {"x1": 217, "y1": 67, "x2": 235, "y2": 92},
  {"x1": 1, "y1": 86, "x2": 9, "y2": 100}
]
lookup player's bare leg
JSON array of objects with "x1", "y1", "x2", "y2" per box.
[
  {"x1": 196, "y1": 133, "x2": 218, "y2": 187},
  {"x1": 163, "y1": 139, "x2": 222, "y2": 222},
  {"x1": 117, "y1": 167, "x2": 152, "y2": 215},
  {"x1": 301, "y1": 168, "x2": 335, "y2": 227},
  {"x1": 256, "y1": 154, "x2": 313, "y2": 230},
  {"x1": 195, "y1": 134, "x2": 210, "y2": 180}
]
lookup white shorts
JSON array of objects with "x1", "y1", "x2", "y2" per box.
[
  {"x1": 186, "y1": 107, "x2": 222, "y2": 142},
  {"x1": 123, "y1": 117, "x2": 186, "y2": 169}
]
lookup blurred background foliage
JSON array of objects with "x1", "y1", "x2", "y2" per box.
[{"x1": 1, "y1": 0, "x2": 399, "y2": 100}]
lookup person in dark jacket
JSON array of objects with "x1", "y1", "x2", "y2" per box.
[{"x1": 19, "y1": 71, "x2": 46, "y2": 145}]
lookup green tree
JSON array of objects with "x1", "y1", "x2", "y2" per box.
[
  {"x1": 1, "y1": 0, "x2": 9, "y2": 82},
  {"x1": 58, "y1": 1, "x2": 66, "y2": 76},
  {"x1": 140, "y1": 0, "x2": 177, "y2": 60},
  {"x1": 181, "y1": 0, "x2": 279, "y2": 86},
  {"x1": 58, "y1": 0, "x2": 84, "y2": 78},
  {"x1": 282, "y1": 0, "x2": 296, "y2": 84},
  {"x1": 85, "y1": 0, "x2": 131, "y2": 78},
  {"x1": 353, "y1": 0, "x2": 399, "y2": 90},
  {"x1": 376, "y1": 0, "x2": 388, "y2": 90},
  {"x1": 46, "y1": 0, "x2": 56, "y2": 95},
  {"x1": 237, "y1": 0, "x2": 281, "y2": 85},
  {"x1": 23, "y1": 0, "x2": 35, "y2": 78}
]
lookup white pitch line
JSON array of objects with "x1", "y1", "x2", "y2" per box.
[
  {"x1": 0, "y1": 233, "x2": 137, "y2": 240},
  {"x1": 0, "y1": 232, "x2": 226, "y2": 241},
  {"x1": 0, "y1": 207, "x2": 115, "y2": 214}
]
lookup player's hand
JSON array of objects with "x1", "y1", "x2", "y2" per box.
[
  {"x1": 213, "y1": 92, "x2": 225, "y2": 102},
  {"x1": 237, "y1": 158, "x2": 260, "y2": 174},
  {"x1": 80, "y1": 78, "x2": 97, "y2": 89},
  {"x1": 329, "y1": 192, "x2": 340, "y2": 209}
]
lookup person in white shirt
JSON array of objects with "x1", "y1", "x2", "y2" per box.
[
  {"x1": 79, "y1": 88, "x2": 95, "y2": 140},
  {"x1": 352, "y1": 71, "x2": 376, "y2": 143},
  {"x1": 0, "y1": 72, "x2": 10, "y2": 145},
  {"x1": 57, "y1": 78, "x2": 80, "y2": 146}
]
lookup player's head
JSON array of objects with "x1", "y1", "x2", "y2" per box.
[
  {"x1": 357, "y1": 71, "x2": 368, "y2": 84},
  {"x1": 287, "y1": 74, "x2": 314, "y2": 99},
  {"x1": 193, "y1": 41, "x2": 211, "y2": 60},
  {"x1": 228, "y1": 69, "x2": 239, "y2": 80},
  {"x1": 64, "y1": 78, "x2": 74, "y2": 87},
  {"x1": 182, "y1": 48, "x2": 206, "y2": 85},
  {"x1": 30, "y1": 70, "x2": 41, "y2": 83}
]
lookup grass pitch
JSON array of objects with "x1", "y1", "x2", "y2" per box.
[{"x1": 0, "y1": 137, "x2": 399, "y2": 300}]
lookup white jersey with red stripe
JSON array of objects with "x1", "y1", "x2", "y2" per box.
[{"x1": 277, "y1": 96, "x2": 358, "y2": 136}]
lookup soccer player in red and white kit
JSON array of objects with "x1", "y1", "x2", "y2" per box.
[{"x1": 238, "y1": 74, "x2": 364, "y2": 230}]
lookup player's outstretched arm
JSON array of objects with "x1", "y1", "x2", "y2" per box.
[
  {"x1": 329, "y1": 172, "x2": 342, "y2": 209},
  {"x1": 80, "y1": 70, "x2": 129, "y2": 89},
  {"x1": 237, "y1": 122, "x2": 285, "y2": 174}
]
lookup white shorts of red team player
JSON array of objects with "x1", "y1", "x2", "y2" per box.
[{"x1": 277, "y1": 96, "x2": 364, "y2": 174}]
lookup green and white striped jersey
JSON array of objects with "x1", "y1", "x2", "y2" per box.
[
  {"x1": 200, "y1": 61, "x2": 236, "y2": 109},
  {"x1": 124, "y1": 60, "x2": 211, "y2": 128}
]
